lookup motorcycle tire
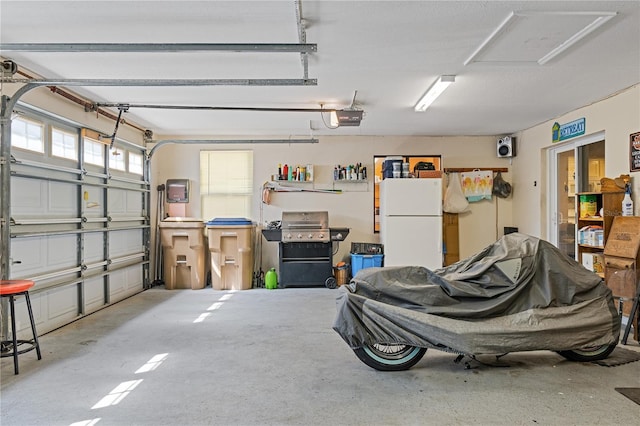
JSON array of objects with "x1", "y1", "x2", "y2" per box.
[
  {"x1": 353, "y1": 344, "x2": 427, "y2": 371},
  {"x1": 556, "y1": 343, "x2": 617, "y2": 362}
]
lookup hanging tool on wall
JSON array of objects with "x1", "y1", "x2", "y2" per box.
[{"x1": 263, "y1": 181, "x2": 342, "y2": 197}]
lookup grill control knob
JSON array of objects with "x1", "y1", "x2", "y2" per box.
[
  {"x1": 318, "y1": 233, "x2": 325, "y2": 239},
  {"x1": 308, "y1": 234, "x2": 314, "y2": 239},
  {"x1": 297, "y1": 233, "x2": 303, "y2": 239},
  {"x1": 286, "y1": 233, "x2": 292, "y2": 240}
]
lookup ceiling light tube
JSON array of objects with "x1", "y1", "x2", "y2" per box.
[
  {"x1": 537, "y1": 13, "x2": 616, "y2": 65},
  {"x1": 414, "y1": 75, "x2": 456, "y2": 112}
]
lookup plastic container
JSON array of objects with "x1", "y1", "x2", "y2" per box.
[
  {"x1": 383, "y1": 157, "x2": 403, "y2": 179},
  {"x1": 265, "y1": 268, "x2": 278, "y2": 289},
  {"x1": 351, "y1": 254, "x2": 384, "y2": 278},
  {"x1": 579, "y1": 195, "x2": 598, "y2": 218},
  {"x1": 622, "y1": 189, "x2": 634, "y2": 216},
  {"x1": 158, "y1": 218, "x2": 206, "y2": 290},
  {"x1": 206, "y1": 218, "x2": 255, "y2": 290},
  {"x1": 350, "y1": 242, "x2": 384, "y2": 255}
]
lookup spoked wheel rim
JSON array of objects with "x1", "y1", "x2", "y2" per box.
[
  {"x1": 569, "y1": 345, "x2": 611, "y2": 356},
  {"x1": 557, "y1": 343, "x2": 617, "y2": 362},
  {"x1": 363, "y1": 344, "x2": 424, "y2": 365}
]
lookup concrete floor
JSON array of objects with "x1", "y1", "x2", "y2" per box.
[{"x1": 1, "y1": 287, "x2": 639, "y2": 426}]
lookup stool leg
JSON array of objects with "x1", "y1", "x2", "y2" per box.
[
  {"x1": 24, "y1": 292, "x2": 42, "y2": 360},
  {"x1": 9, "y1": 295, "x2": 19, "y2": 374}
]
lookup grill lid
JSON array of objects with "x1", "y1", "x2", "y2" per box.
[
  {"x1": 281, "y1": 211, "x2": 328, "y2": 229},
  {"x1": 281, "y1": 211, "x2": 329, "y2": 242}
]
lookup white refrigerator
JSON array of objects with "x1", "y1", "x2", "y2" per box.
[{"x1": 380, "y1": 178, "x2": 443, "y2": 270}]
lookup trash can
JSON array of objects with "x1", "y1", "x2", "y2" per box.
[
  {"x1": 206, "y1": 218, "x2": 255, "y2": 290},
  {"x1": 158, "y1": 218, "x2": 206, "y2": 290}
]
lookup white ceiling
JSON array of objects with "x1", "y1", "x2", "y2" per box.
[{"x1": 1, "y1": 0, "x2": 639, "y2": 138}]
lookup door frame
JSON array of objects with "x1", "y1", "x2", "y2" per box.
[{"x1": 547, "y1": 130, "x2": 605, "y2": 258}]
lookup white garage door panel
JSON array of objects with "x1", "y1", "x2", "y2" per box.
[
  {"x1": 109, "y1": 267, "x2": 143, "y2": 302},
  {"x1": 82, "y1": 186, "x2": 105, "y2": 219},
  {"x1": 11, "y1": 178, "x2": 46, "y2": 215},
  {"x1": 9, "y1": 295, "x2": 42, "y2": 340},
  {"x1": 48, "y1": 181, "x2": 77, "y2": 215},
  {"x1": 48, "y1": 234, "x2": 79, "y2": 268},
  {"x1": 126, "y1": 191, "x2": 143, "y2": 214},
  {"x1": 10, "y1": 237, "x2": 46, "y2": 276},
  {"x1": 84, "y1": 277, "x2": 106, "y2": 312},
  {"x1": 108, "y1": 189, "x2": 126, "y2": 214},
  {"x1": 125, "y1": 267, "x2": 144, "y2": 293},
  {"x1": 109, "y1": 230, "x2": 143, "y2": 257},
  {"x1": 84, "y1": 233, "x2": 105, "y2": 263},
  {"x1": 45, "y1": 285, "x2": 80, "y2": 333}
]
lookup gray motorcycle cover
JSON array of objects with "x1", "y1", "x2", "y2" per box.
[{"x1": 333, "y1": 233, "x2": 620, "y2": 354}]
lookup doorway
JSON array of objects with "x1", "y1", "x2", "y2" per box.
[{"x1": 548, "y1": 132, "x2": 605, "y2": 259}]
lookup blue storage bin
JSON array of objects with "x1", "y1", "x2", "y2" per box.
[{"x1": 351, "y1": 254, "x2": 384, "y2": 277}]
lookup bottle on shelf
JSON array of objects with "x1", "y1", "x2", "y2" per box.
[
  {"x1": 622, "y1": 185, "x2": 634, "y2": 216},
  {"x1": 282, "y1": 164, "x2": 289, "y2": 181}
]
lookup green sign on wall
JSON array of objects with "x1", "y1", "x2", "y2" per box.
[{"x1": 552, "y1": 118, "x2": 586, "y2": 143}]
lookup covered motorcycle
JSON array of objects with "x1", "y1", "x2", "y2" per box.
[{"x1": 333, "y1": 233, "x2": 620, "y2": 370}]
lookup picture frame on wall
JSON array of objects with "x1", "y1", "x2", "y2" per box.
[{"x1": 630, "y1": 131, "x2": 640, "y2": 172}]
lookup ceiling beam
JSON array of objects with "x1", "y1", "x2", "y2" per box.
[
  {"x1": 1, "y1": 78, "x2": 317, "y2": 86},
  {"x1": 0, "y1": 43, "x2": 317, "y2": 53}
]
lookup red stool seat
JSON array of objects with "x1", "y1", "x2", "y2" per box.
[
  {"x1": 1, "y1": 279, "x2": 42, "y2": 374},
  {"x1": 0, "y1": 279, "x2": 35, "y2": 295}
]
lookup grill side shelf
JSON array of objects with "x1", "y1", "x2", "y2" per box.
[{"x1": 261, "y1": 229, "x2": 282, "y2": 242}]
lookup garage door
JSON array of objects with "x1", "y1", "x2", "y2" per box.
[{"x1": 3, "y1": 106, "x2": 150, "y2": 336}]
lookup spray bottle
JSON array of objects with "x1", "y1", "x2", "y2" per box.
[{"x1": 622, "y1": 184, "x2": 634, "y2": 216}]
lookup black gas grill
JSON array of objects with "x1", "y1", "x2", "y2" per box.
[{"x1": 262, "y1": 211, "x2": 349, "y2": 288}]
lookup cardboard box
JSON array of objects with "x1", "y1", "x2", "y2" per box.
[
  {"x1": 592, "y1": 253, "x2": 604, "y2": 274},
  {"x1": 417, "y1": 170, "x2": 443, "y2": 178}
]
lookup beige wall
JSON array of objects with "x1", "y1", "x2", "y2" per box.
[
  {"x1": 511, "y1": 84, "x2": 640, "y2": 240},
  {"x1": 14, "y1": 82, "x2": 640, "y2": 276},
  {"x1": 151, "y1": 136, "x2": 514, "y2": 271}
]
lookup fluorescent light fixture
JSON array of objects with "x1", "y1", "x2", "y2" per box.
[
  {"x1": 414, "y1": 75, "x2": 456, "y2": 112},
  {"x1": 537, "y1": 13, "x2": 616, "y2": 65}
]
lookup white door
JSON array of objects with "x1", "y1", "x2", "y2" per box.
[{"x1": 548, "y1": 132, "x2": 605, "y2": 259}]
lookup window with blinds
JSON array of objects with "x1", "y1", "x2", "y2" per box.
[{"x1": 200, "y1": 150, "x2": 253, "y2": 220}]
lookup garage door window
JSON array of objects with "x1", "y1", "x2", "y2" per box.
[
  {"x1": 52, "y1": 127, "x2": 78, "y2": 160},
  {"x1": 11, "y1": 116, "x2": 44, "y2": 153},
  {"x1": 84, "y1": 137, "x2": 105, "y2": 166},
  {"x1": 109, "y1": 147, "x2": 126, "y2": 171},
  {"x1": 129, "y1": 152, "x2": 143, "y2": 175},
  {"x1": 200, "y1": 150, "x2": 253, "y2": 220}
]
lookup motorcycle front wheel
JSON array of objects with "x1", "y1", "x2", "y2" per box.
[
  {"x1": 353, "y1": 344, "x2": 427, "y2": 371},
  {"x1": 556, "y1": 343, "x2": 617, "y2": 362}
]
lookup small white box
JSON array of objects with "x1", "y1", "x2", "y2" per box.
[
  {"x1": 581, "y1": 253, "x2": 594, "y2": 271},
  {"x1": 594, "y1": 230, "x2": 604, "y2": 247}
]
